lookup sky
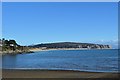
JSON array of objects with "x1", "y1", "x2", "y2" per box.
[{"x1": 2, "y1": 2, "x2": 118, "y2": 46}]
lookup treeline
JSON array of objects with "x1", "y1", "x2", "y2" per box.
[{"x1": 0, "y1": 38, "x2": 29, "y2": 51}]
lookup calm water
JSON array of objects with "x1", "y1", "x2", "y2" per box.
[{"x1": 2, "y1": 49, "x2": 119, "y2": 73}]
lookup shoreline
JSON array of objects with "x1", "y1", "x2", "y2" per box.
[
  {"x1": 2, "y1": 69, "x2": 119, "y2": 78},
  {"x1": 1, "y1": 48, "x2": 116, "y2": 55},
  {"x1": 3, "y1": 68, "x2": 119, "y2": 73},
  {"x1": 29, "y1": 48, "x2": 113, "y2": 52},
  {"x1": 0, "y1": 50, "x2": 34, "y2": 55}
]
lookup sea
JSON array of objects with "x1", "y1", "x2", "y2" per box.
[{"x1": 2, "y1": 49, "x2": 119, "y2": 73}]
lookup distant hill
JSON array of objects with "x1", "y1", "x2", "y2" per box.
[{"x1": 29, "y1": 42, "x2": 111, "y2": 49}]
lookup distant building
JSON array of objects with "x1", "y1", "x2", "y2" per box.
[
  {"x1": 78, "y1": 45, "x2": 81, "y2": 48},
  {"x1": 41, "y1": 47, "x2": 47, "y2": 50},
  {"x1": 87, "y1": 46, "x2": 90, "y2": 49},
  {"x1": 10, "y1": 44, "x2": 14, "y2": 47}
]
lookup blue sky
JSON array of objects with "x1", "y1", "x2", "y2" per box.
[{"x1": 2, "y1": 2, "x2": 118, "y2": 46}]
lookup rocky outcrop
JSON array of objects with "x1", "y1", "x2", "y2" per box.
[{"x1": 0, "y1": 38, "x2": 34, "y2": 54}]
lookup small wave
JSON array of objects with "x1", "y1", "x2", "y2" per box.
[{"x1": 3, "y1": 67, "x2": 119, "y2": 73}]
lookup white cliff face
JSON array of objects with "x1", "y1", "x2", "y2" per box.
[
  {"x1": 77, "y1": 44, "x2": 111, "y2": 49},
  {"x1": 93, "y1": 40, "x2": 117, "y2": 49},
  {"x1": 100, "y1": 45, "x2": 112, "y2": 49}
]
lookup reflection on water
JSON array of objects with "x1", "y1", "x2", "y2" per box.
[{"x1": 2, "y1": 49, "x2": 119, "y2": 72}]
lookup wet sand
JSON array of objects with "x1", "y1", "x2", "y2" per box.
[{"x1": 2, "y1": 69, "x2": 119, "y2": 78}]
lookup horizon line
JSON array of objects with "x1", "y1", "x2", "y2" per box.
[{"x1": 1, "y1": 0, "x2": 119, "y2": 2}]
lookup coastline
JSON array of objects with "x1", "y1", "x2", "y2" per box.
[
  {"x1": 1, "y1": 48, "x2": 115, "y2": 55},
  {"x1": 29, "y1": 48, "x2": 113, "y2": 52},
  {"x1": 2, "y1": 69, "x2": 119, "y2": 78},
  {"x1": 0, "y1": 50, "x2": 34, "y2": 55}
]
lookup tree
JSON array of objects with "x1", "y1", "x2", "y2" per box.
[
  {"x1": 4, "y1": 40, "x2": 9, "y2": 46},
  {"x1": 9, "y1": 40, "x2": 17, "y2": 45},
  {"x1": 9, "y1": 40, "x2": 18, "y2": 51}
]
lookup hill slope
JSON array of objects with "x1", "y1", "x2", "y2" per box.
[{"x1": 29, "y1": 42, "x2": 111, "y2": 49}]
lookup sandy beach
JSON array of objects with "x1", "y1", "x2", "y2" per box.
[
  {"x1": 29, "y1": 48, "x2": 109, "y2": 52},
  {"x1": 2, "y1": 69, "x2": 119, "y2": 78}
]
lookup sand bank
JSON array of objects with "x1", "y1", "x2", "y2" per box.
[
  {"x1": 29, "y1": 48, "x2": 100, "y2": 52},
  {"x1": 2, "y1": 69, "x2": 119, "y2": 78}
]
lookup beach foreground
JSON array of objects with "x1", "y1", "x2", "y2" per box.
[{"x1": 2, "y1": 69, "x2": 119, "y2": 78}]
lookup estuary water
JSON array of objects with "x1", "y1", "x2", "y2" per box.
[{"x1": 2, "y1": 49, "x2": 119, "y2": 73}]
